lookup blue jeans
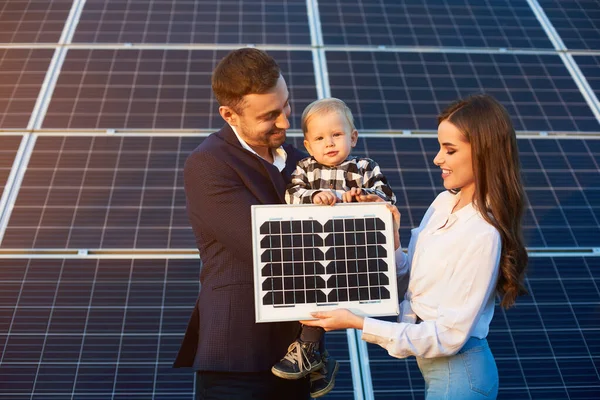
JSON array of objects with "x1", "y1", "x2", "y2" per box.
[{"x1": 416, "y1": 337, "x2": 499, "y2": 399}]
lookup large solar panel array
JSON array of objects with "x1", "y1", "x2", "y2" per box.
[{"x1": 0, "y1": 0, "x2": 599, "y2": 399}]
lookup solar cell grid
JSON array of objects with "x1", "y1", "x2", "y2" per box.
[
  {"x1": 327, "y1": 51, "x2": 600, "y2": 132},
  {"x1": 74, "y1": 0, "x2": 311, "y2": 45},
  {"x1": 1, "y1": 135, "x2": 199, "y2": 249},
  {"x1": 574, "y1": 55, "x2": 600, "y2": 106},
  {"x1": 42, "y1": 49, "x2": 317, "y2": 130},
  {"x1": 0, "y1": 258, "x2": 355, "y2": 399},
  {"x1": 319, "y1": 0, "x2": 553, "y2": 49},
  {"x1": 539, "y1": 0, "x2": 600, "y2": 50},
  {"x1": 0, "y1": 49, "x2": 55, "y2": 129},
  {"x1": 366, "y1": 256, "x2": 600, "y2": 400},
  {"x1": 0, "y1": 0, "x2": 71, "y2": 43}
]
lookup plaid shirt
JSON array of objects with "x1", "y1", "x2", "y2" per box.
[{"x1": 285, "y1": 156, "x2": 396, "y2": 204}]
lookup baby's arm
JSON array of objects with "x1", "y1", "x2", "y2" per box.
[
  {"x1": 356, "y1": 158, "x2": 396, "y2": 204},
  {"x1": 285, "y1": 161, "x2": 337, "y2": 204}
]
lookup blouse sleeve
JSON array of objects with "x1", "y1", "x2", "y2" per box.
[{"x1": 361, "y1": 229, "x2": 501, "y2": 358}]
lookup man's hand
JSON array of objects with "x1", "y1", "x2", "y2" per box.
[
  {"x1": 300, "y1": 309, "x2": 364, "y2": 331},
  {"x1": 313, "y1": 190, "x2": 338, "y2": 205}
]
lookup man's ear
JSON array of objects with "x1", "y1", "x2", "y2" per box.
[
  {"x1": 350, "y1": 129, "x2": 359, "y2": 147},
  {"x1": 219, "y1": 106, "x2": 238, "y2": 126},
  {"x1": 303, "y1": 139, "x2": 314, "y2": 156}
]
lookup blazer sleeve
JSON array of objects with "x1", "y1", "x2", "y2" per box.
[{"x1": 184, "y1": 149, "x2": 256, "y2": 266}]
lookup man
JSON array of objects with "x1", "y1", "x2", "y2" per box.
[{"x1": 173, "y1": 48, "x2": 311, "y2": 399}]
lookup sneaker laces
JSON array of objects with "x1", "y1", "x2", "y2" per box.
[{"x1": 283, "y1": 341, "x2": 314, "y2": 374}]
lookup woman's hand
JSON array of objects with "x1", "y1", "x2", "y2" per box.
[{"x1": 300, "y1": 309, "x2": 365, "y2": 331}]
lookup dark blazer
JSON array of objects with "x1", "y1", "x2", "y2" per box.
[{"x1": 174, "y1": 124, "x2": 306, "y2": 371}]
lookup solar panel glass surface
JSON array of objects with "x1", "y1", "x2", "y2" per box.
[
  {"x1": 326, "y1": 51, "x2": 600, "y2": 132},
  {"x1": 73, "y1": 0, "x2": 311, "y2": 45},
  {"x1": 319, "y1": 0, "x2": 553, "y2": 49},
  {"x1": 0, "y1": 49, "x2": 54, "y2": 129},
  {"x1": 42, "y1": 49, "x2": 317, "y2": 130}
]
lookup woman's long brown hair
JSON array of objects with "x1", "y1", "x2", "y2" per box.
[{"x1": 438, "y1": 94, "x2": 528, "y2": 308}]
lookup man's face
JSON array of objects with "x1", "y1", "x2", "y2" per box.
[{"x1": 222, "y1": 75, "x2": 291, "y2": 155}]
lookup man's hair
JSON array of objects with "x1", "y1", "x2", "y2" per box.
[
  {"x1": 212, "y1": 48, "x2": 281, "y2": 114},
  {"x1": 301, "y1": 97, "x2": 356, "y2": 136}
]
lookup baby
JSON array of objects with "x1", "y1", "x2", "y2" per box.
[{"x1": 272, "y1": 98, "x2": 396, "y2": 398}]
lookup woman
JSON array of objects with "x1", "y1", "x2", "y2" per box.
[{"x1": 302, "y1": 94, "x2": 528, "y2": 399}]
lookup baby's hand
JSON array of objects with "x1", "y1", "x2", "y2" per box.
[
  {"x1": 313, "y1": 191, "x2": 338, "y2": 205},
  {"x1": 342, "y1": 187, "x2": 363, "y2": 203}
]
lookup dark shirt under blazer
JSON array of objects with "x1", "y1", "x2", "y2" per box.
[{"x1": 173, "y1": 124, "x2": 306, "y2": 371}]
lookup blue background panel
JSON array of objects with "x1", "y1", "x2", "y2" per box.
[
  {"x1": 42, "y1": 49, "x2": 317, "y2": 130},
  {"x1": 74, "y1": 0, "x2": 311, "y2": 45},
  {"x1": 0, "y1": 0, "x2": 71, "y2": 43},
  {"x1": 319, "y1": 0, "x2": 552, "y2": 49},
  {"x1": 0, "y1": 136, "x2": 22, "y2": 198},
  {"x1": 1, "y1": 135, "x2": 200, "y2": 249},
  {"x1": 539, "y1": 0, "x2": 600, "y2": 50},
  {"x1": 367, "y1": 256, "x2": 600, "y2": 400},
  {"x1": 0, "y1": 49, "x2": 54, "y2": 129},
  {"x1": 327, "y1": 51, "x2": 600, "y2": 133},
  {"x1": 573, "y1": 55, "x2": 600, "y2": 103}
]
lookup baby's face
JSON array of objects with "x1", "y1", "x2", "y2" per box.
[{"x1": 303, "y1": 111, "x2": 358, "y2": 167}]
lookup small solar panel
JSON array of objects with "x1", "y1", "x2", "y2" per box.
[
  {"x1": 539, "y1": 0, "x2": 600, "y2": 50},
  {"x1": 0, "y1": 136, "x2": 22, "y2": 198},
  {"x1": 0, "y1": 49, "x2": 54, "y2": 129},
  {"x1": 1, "y1": 135, "x2": 198, "y2": 249},
  {"x1": 365, "y1": 255, "x2": 600, "y2": 399},
  {"x1": 327, "y1": 51, "x2": 600, "y2": 132},
  {"x1": 42, "y1": 49, "x2": 316, "y2": 130},
  {"x1": 73, "y1": 0, "x2": 311, "y2": 45},
  {"x1": 319, "y1": 0, "x2": 553, "y2": 49},
  {"x1": 574, "y1": 55, "x2": 600, "y2": 102},
  {"x1": 252, "y1": 203, "x2": 398, "y2": 322},
  {"x1": 0, "y1": 0, "x2": 71, "y2": 43}
]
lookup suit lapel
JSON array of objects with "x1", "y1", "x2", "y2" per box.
[{"x1": 219, "y1": 125, "x2": 286, "y2": 203}]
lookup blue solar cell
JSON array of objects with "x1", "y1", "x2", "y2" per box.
[
  {"x1": 327, "y1": 51, "x2": 600, "y2": 132},
  {"x1": 319, "y1": 0, "x2": 552, "y2": 49},
  {"x1": 0, "y1": 0, "x2": 71, "y2": 43},
  {"x1": 365, "y1": 256, "x2": 600, "y2": 398},
  {"x1": 539, "y1": 0, "x2": 600, "y2": 50},
  {"x1": 74, "y1": 0, "x2": 311, "y2": 45},
  {"x1": 43, "y1": 49, "x2": 316, "y2": 130},
  {"x1": 0, "y1": 258, "x2": 359, "y2": 399},
  {"x1": 5, "y1": 136, "x2": 598, "y2": 249}
]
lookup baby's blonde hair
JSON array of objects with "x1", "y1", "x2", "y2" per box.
[{"x1": 301, "y1": 97, "x2": 356, "y2": 136}]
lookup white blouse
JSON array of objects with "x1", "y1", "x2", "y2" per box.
[{"x1": 362, "y1": 190, "x2": 502, "y2": 358}]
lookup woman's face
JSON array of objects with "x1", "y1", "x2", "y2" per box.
[{"x1": 433, "y1": 120, "x2": 475, "y2": 198}]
